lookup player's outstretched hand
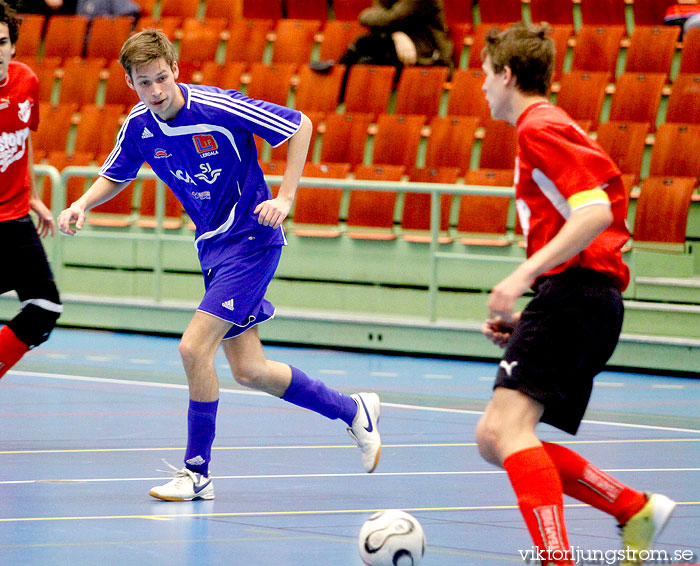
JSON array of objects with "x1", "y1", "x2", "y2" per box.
[
  {"x1": 254, "y1": 196, "x2": 292, "y2": 229},
  {"x1": 29, "y1": 196, "x2": 55, "y2": 238},
  {"x1": 482, "y1": 313, "x2": 520, "y2": 348},
  {"x1": 57, "y1": 203, "x2": 86, "y2": 236}
]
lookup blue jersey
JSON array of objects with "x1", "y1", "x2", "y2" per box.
[{"x1": 99, "y1": 83, "x2": 302, "y2": 269}]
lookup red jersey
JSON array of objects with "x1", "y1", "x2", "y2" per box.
[
  {"x1": 515, "y1": 101, "x2": 630, "y2": 290},
  {"x1": 0, "y1": 61, "x2": 40, "y2": 222}
]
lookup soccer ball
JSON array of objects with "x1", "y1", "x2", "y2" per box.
[{"x1": 358, "y1": 509, "x2": 426, "y2": 566}]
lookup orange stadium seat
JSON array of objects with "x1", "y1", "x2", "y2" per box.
[
  {"x1": 608, "y1": 72, "x2": 666, "y2": 131},
  {"x1": 243, "y1": 0, "x2": 282, "y2": 21},
  {"x1": 132, "y1": 0, "x2": 156, "y2": 16},
  {"x1": 441, "y1": 0, "x2": 473, "y2": 25},
  {"x1": 33, "y1": 102, "x2": 77, "y2": 153},
  {"x1": 177, "y1": 25, "x2": 221, "y2": 65},
  {"x1": 103, "y1": 60, "x2": 140, "y2": 107},
  {"x1": 624, "y1": 26, "x2": 679, "y2": 76},
  {"x1": 318, "y1": 20, "x2": 365, "y2": 62},
  {"x1": 286, "y1": 0, "x2": 329, "y2": 20},
  {"x1": 550, "y1": 25, "x2": 574, "y2": 83},
  {"x1": 647, "y1": 123, "x2": 700, "y2": 179},
  {"x1": 679, "y1": 28, "x2": 700, "y2": 74},
  {"x1": 246, "y1": 62, "x2": 295, "y2": 106},
  {"x1": 530, "y1": 0, "x2": 574, "y2": 25},
  {"x1": 58, "y1": 57, "x2": 105, "y2": 106},
  {"x1": 197, "y1": 61, "x2": 245, "y2": 90},
  {"x1": 291, "y1": 162, "x2": 351, "y2": 237},
  {"x1": 555, "y1": 71, "x2": 609, "y2": 131},
  {"x1": 665, "y1": 74, "x2": 700, "y2": 124},
  {"x1": 294, "y1": 64, "x2": 346, "y2": 115},
  {"x1": 448, "y1": 22, "x2": 470, "y2": 70},
  {"x1": 159, "y1": 0, "x2": 199, "y2": 19},
  {"x1": 43, "y1": 16, "x2": 89, "y2": 60},
  {"x1": 14, "y1": 14, "x2": 43, "y2": 57},
  {"x1": 204, "y1": 0, "x2": 241, "y2": 24},
  {"x1": 447, "y1": 69, "x2": 491, "y2": 124},
  {"x1": 225, "y1": 18, "x2": 273, "y2": 65},
  {"x1": 343, "y1": 64, "x2": 396, "y2": 119},
  {"x1": 402, "y1": 167, "x2": 458, "y2": 243},
  {"x1": 478, "y1": 0, "x2": 522, "y2": 24},
  {"x1": 72, "y1": 104, "x2": 124, "y2": 157},
  {"x1": 633, "y1": 177, "x2": 696, "y2": 245},
  {"x1": 19, "y1": 56, "x2": 59, "y2": 102},
  {"x1": 371, "y1": 114, "x2": 426, "y2": 169},
  {"x1": 394, "y1": 66, "x2": 449, "y2": 120},
  {"x1": 85, "y1": 16, "x2": 134, "y2": 61},
  {"x1": 595, "y1": 121, "x2": 649, "y2": 190},
  {"x1": 458, "y1": 169, "x2": 514, "y2": 246},
  {"x1": 631, "y1": 0, "x2": 676, "y2": 26},
  {"x1": 424, "y1": 116, "x2": 479, "y2": 174},
  {"x1": 478, "y1": 119, "x2": 517, "y2": 171},
  {"x1": 570, "y1": 25, "x2": 625, "y2": 77},
  {"x1": 579, "y1": 0, "x2": 627, "y2": 28},
  {"x1": 466, "y1": 24, "x2": 495, "y2": 69},
  {"x1": 347, "y1": 164, "x2": 405, "y2": 239},
  {"x1": 319, "y1": 112, "x2": 372, "y2": 169},
  {"x1": 270, "y1": 19, "x2": 322, "y2": 65}
]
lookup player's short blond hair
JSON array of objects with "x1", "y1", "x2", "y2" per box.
[
  {"x1": 119, "y1": 29, "x2": 177, "y2": 78},
  {"x1": 481, "y1": 22, "x2": 554, "y2": 96}
]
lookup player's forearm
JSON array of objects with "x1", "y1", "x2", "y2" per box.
[
  {"x1": 74, "y1": 176, "x2": 128, "y2": 212},
  {"x1": 517, "y1": 203, "x2": 613, "y2": 282},
  {"x1": 277, "y1": 113, "x2": 313, "y2": 203}
]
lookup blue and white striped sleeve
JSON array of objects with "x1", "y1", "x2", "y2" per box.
[
  {"x1": 190, "y1": 87, "x2": 303, "y2": 148},
  {"x1": 98, "y1": 105, "x2": 147, "y2": 183}
]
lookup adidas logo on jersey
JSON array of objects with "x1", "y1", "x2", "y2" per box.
[
  {"x1": 221, "y1": 299, "x2": 234, "y2": 311},
  {"x1": 142, "y1": 127, "x2": 154, "y2": 139}
]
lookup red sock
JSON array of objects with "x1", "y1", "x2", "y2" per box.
[
  {"x1": 504, "y1": 446, "x2": 573, "y2": 565},
  {"x1": 543, "y1": 442, "x2": 646, "y2": 525},
  {"x1": 0, "y1": 325, "x2": 29, "y2": 379}
]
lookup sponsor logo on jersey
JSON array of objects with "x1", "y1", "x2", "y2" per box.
[
  {"x1": 221, "y1": 299, "x2": 234, "y2": 311},
  {"x1": 0, "y1": 127, "x2": 30, "y2": 172},
  {"x1": 153, "y1": 148, "x2": 171, "y2": 159},
  {"x1": 192, "y1": 134, "x2": 219, "y2": 157},
  {"x1": 191, "y1": 190, "x2": 211, "y2": 200},
  {"x1": 0, "y1": 97, "x2": 10, "y2": 111},
  {"x1": 499, "y1": 360, "x2": 519, "y2": 377},
  {"x1": 142, "y1": 127, "x2": 154, "y2": 139},
  {"x1": 194, "y1": 162, "x2": 222, "y2": 185},
  {"x1": 17, "y1": 99, "x2": 31, "y2": 123},
  {"x1": 171, "y1": 169, "x2": 197, "y2": 185}
]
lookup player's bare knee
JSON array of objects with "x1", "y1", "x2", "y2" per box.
[
  {"x1": 476, "y1": 416, "x2": 502, "y2": 466},
  {"x1": 229, "y1": 360, "x2": 266, "y2": 390}
]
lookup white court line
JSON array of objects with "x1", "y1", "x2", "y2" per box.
[
  {"x1": 7, "y1": 370, "x2": 700, "y2": 434},
  {"x1": 1, "y1": 467, "x2": 698, "y2": 486},
  {"x1": 370, "y1": 372, "x2": 399, "y2": 377},
  {"x1": 424, "y1": 374, "x2": 453, "y2": 380}
]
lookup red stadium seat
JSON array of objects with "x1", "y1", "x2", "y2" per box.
[
  {"x1": 343, "y1": 64, "x2": 396, "y2": 119},
  {"x1": 633, "y1": 177, "x2": 696, "y2": 245},
  {"x1": 608, "y1": 72, "x2": 666, "y2": 131},
  {"x1": 394, "y1": 66, "x2": 449, "y2": 120},
  {"x1": 225, "y1": 18, "x2": 274, "y2": 65},
  {"x1": 103, "y1": 59, "x2": 140, "y2": 107},
  {"x1": 347, "y1": 164, "x2": 405, "y2": 239},
  {"x1": 458, "y1": 169, "x2": 514, "y2": 246},
  {"x1": 570, "y1": 25, "x2": 625, "y2": 77},
  {"x1": 72, "y1": 104, "x2": 124, "y2": 157},
  {"x1": 85, "y1": 16, "x2": 134, "y2": 61},
  {"x1": 33, "y1": 102, "x2": 77, "y2": 153},
  {"x1": 579, "y1": 0, "x2": 626, "y2": 28},
  {"x1": 665, "y1": 74, "x2": 700, "y2": 124},
  {"x1": 43, "y1": 16, "x2": 89, "y2": 60},
  {"x1": 333, "y1": 0, "x2": 372, "y2": 21},
  {"x1": 530, "y1": 0, "x2": 574, "y2": 25},
  {"x1": 478, "y1": 0, "x2": 522, "y2": 24},
  {"x1": 270, "y1": 19, "x2": 322, "y2": 66},
  {"x1": 14, "y1": 14, "x2": 43, "y2": 57},
  {"x1": 402, "y1": 167, "x2": 459, "y2": 243},
  {"x1": 595, "y1": 121, "x2": 649, "y2": 186},
  {"x1": 647, "y1": 123, "x2": 700, "y2": 179},
  {"x1": 243, "y1": 0, "x2": 282, "y2": 21},
  {"x1": 424, "y1": 116, "x2": 479, "y2": 174},
  {"x1": 286, "y1": 0, "x2": 329, "y2": 21},
  {"x1": 294, "y1": 64, "x2": 346, "y2": 115},
  {"x1": 624, "y1": 26, "x2": 679, "y2": 76},
  {"x1": 371, "y1": 114, "x2": 426, "y2": 169},
  {"x1": 679, "y1": 28, "x2": 700, "y2": 74},
  {"x1": 291, "y1": 162, "x2": 351, "y2": 237},
  {"x1": 555, "y1": 71, "x2": 609, "y2": 131},
  {"x1": 447, "y1": 69, "x2": 491, "y2": 124},
  {"x1": 319, "y1": 112, "x2": 372, "y2": 169},
  {"x1": 58, "y1": 57, "x2": 106, "y2": 106},
  {"x1": 318, "y1": 20, "x2": 365, "y2": 62},
  {"x1": 246, "y1": 62, "x2": 296, "y2": 106}
]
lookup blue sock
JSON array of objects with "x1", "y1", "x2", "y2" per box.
[
  {"x1": 282, "y1": 366, "x2": 358, "y2": 426},
  {"x1": 184, "y1": 399, "x2": 218, "y2": 477}
]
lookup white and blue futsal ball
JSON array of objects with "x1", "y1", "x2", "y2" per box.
[{"x1": 358, "y1": 509, "x2": 426, "y2": 566}]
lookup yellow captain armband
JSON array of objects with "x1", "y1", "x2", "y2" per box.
[{"x1": 568, "y1": 187, "x2": 610, "y2": 211}]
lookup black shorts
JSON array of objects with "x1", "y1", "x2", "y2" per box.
[
  {"x1": 0, "y1": 215, "x2": 56, "y2": 299},
  {"x1": 494, "y1": 268, "x2": 624, "y2": 435}
]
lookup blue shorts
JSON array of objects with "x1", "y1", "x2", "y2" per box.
[{"x1": 197, "y1": 245, "x2": 282, "y2": 340}]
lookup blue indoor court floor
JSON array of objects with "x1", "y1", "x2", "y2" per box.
[{"x1": 0, "y1": 328, "x2": 698, "y2": 565}]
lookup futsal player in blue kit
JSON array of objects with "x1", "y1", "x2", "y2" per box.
[{"x1": 57, "y1": 30, "x2": 381, "y2": 501}]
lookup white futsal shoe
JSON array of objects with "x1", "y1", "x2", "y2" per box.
[
  {"x1": 347, "y1": 392, "x2": 382, "y2": 473},
  {"x1": 149, "y1": 461, "x2": 215, "y2": 501}
]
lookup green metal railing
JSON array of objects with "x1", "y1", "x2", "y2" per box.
[{"x1": 36, "y1": 164, "x2": 517, "y2": 321}]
